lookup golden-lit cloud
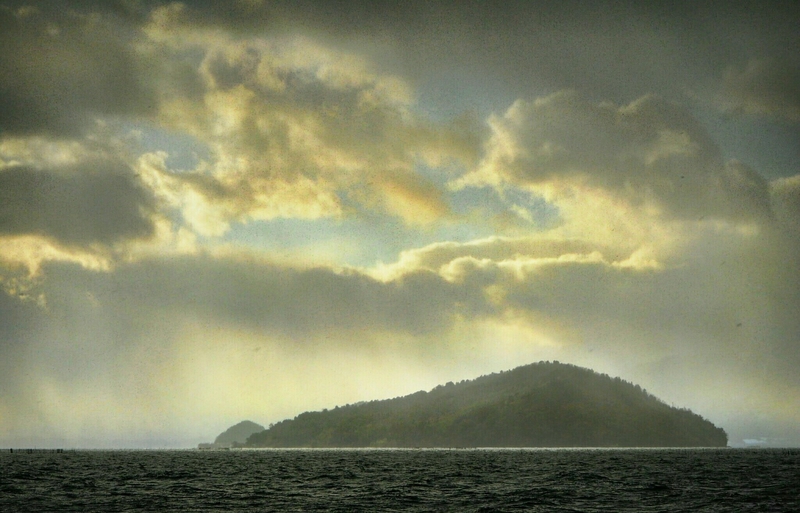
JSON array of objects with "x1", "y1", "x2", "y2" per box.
[{"x1": 138, "y1": 12, "x2": 479, "y2": 231}]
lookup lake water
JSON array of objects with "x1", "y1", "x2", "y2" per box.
[{"x1": 1, "y1": 448, "x2": 797, "y2": 511}]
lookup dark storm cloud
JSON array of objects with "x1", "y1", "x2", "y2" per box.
[
  {"x1": 38, "y1": 253, "x2": 493, "y2": 340},
  {"x1": 722, "y1": 58, "x2": 800, "y2": 121},
  {"x1": 0, "y1": 162, "x2": 156, "y2": 245},
  {"x1": 0, "y1": 3, "x2": 154, "y2": 137},
  {"x1": 164, "y1": 0, "x2": 799, "y2": 104},
  {"x1": 2, "y1": 0, "x2": 794, "y2": 142}
]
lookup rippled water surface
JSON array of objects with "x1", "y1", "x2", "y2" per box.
[{"x1": 1, "y1": 448, "x2": 798, "y2": 512}]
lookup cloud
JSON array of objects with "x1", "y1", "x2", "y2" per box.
[
  {"x1": 0, "y1": 163, "x2": 155, "y2": 246},
  {"x1": 0, "y1": 251, "x2": 496, "y2": 446},
  {"x1": 146, "y1": 1, "x2": 798, "y2": 108},
  {"x1": 0, "y1": 134, "x2": 236, "y2": 288},
  {"x1": 378, "y1": 236, "x2": 609, "y2": 280},
  {"x1": 456, "y1": 91, "x2": 773, "y2": 227},
  {"x1": 33, "y1": 251, "x2": 489, "y2": 341},
  {"x1": 1, "y1": 0, "x2": 482, "y2": 271},
  {"x1": 770, "y1": 174, "x2": 800, "y2": 234},
  {"x1": 137, "y1": 10, "x2": 479, "y2": 231},
  {"x1": 721, "y1": 58, "x2": 800, "y2": 122},
  {"x1": 0, "y1": 132, "x2": 164, "y2": 278},
  {"x1": 0, "y1": 4, "x2": 154, "y2": 137}
]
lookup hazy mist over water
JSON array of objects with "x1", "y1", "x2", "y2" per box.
[{"x1": 1, "y1": 448, "x2": 797, "y2": 511}]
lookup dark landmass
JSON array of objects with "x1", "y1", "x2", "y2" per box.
[
  {"x1": 199, "y1": 420, "x2": 265, "y2": 449},
  {"x1": 215, "y1": 420, "x2": 265, "y2": 445},
  {"x1": 246, "y1": 362, "x2": 728, "y2": 448}
]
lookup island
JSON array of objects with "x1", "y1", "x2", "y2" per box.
[
  {"x1": 198, "y1": 420, "x2": 264, "y2": 449},
  {"x1": 243, "y1": 361, "x2": 727, "y2": 448}
]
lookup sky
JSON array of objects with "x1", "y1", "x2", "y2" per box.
[{"x1": 0, "y1": 0, "x2": 798, "y2": 449}]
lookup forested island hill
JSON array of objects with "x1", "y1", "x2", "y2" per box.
[{"x1": 238, "y1": 362, "x2": 727, "y2": 448}]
